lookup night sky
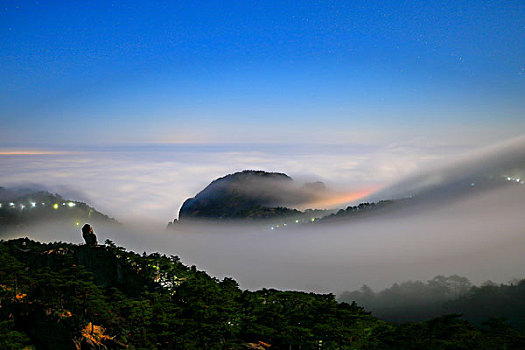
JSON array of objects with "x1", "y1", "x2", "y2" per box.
[{"x1": 1, "y1": 0, "x2": 524, "y2": 147}]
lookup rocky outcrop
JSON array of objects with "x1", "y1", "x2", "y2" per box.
[{"x1": 82, "y1": 224, "x2": 98, "y2": 246}]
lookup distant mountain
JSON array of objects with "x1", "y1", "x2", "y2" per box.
[
  {"x1": 315, "y1": 200, "x2": 397, "y2": 223},
  {"x1": 339, "y1": 274, "x2": 525, "y2": 329},
  {"x1": 176, "y1": 170, "x2": 332, "y2": 222},
  {"x1": 316, "y1": 174, "x2": 524, "y2": 224},
  {"x1": 175, "y1": 168, "x2": 524, "y2": 226},
  {"x1": 0, "y1": 187, "x2": 118, "y2": 234}
]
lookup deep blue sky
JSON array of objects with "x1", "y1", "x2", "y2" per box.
[{"x1": 1, "y1": 0, "x2": 524, "y2": 146}]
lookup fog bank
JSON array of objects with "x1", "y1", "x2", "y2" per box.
[
  {"x1": 8, "y1": 182, "x2": 523, "y2": 294},
  {"x1": 1, "y1": 136, "x2": 524, "y2": 293}
]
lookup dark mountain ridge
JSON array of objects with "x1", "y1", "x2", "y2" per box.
[{"x1": 177, "y1": 170, "x2": 330, "y2": 222}]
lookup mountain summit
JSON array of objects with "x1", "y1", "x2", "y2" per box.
[{"x1": 178, "y1": 170, "x2": 302, "y2": 221}]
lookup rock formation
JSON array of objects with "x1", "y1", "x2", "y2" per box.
[{"x1": 82, "y1": 224, "x2": 98, "y2": 246}]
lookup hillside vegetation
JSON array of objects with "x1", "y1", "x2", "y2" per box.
[{"x1": 1, "y1": 238, "x2": 524, "y2": 349}]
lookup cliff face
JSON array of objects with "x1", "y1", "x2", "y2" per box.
[
  {"x1": 178, "y1": 170, "x2": 298, "y2": 220},
  {"x1": 75, "y1": 245, "x2": 146, "y2": 296}
]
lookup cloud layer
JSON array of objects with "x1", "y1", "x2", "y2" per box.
[
  {"x1": 0, "y1": 141, "x2": 467, "y2": 224},
  {"x1": 1, "y1": 136, "x2": 524, "y2": 294}
]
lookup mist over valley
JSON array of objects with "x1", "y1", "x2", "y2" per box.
[{"x1": 2, "y1": 136, "x2": 524, "y2": 295}]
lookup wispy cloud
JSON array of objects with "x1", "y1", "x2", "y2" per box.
[{"x1": 0, "y1": 150, "x2": 75, "y2": 155}]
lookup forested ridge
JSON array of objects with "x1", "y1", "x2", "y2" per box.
[
  {"x1": 339, "y1": 275, "x2": 525, "y2": 329},
  {"x1": 1, "y1": 238, "x2": 524, "y2": 349}
]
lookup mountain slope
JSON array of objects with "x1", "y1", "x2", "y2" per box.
[{"x1": 0, "y1": 188, "x2": 117, "y2": 234}]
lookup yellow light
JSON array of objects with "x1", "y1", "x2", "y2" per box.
[
  {"x1": 53, "y1": 203, "x2": 59, "y2": 210},
  {"x1": 75, "y1": 222, "x2": 80, "y2": 226}
]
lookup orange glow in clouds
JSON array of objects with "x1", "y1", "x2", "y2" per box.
[
  {"x1": 0, "y1": 150, "x2": 72, "y2": 155},
  {"x1": 306, "y1": 187, "x2": 381, "y2": 209}
]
